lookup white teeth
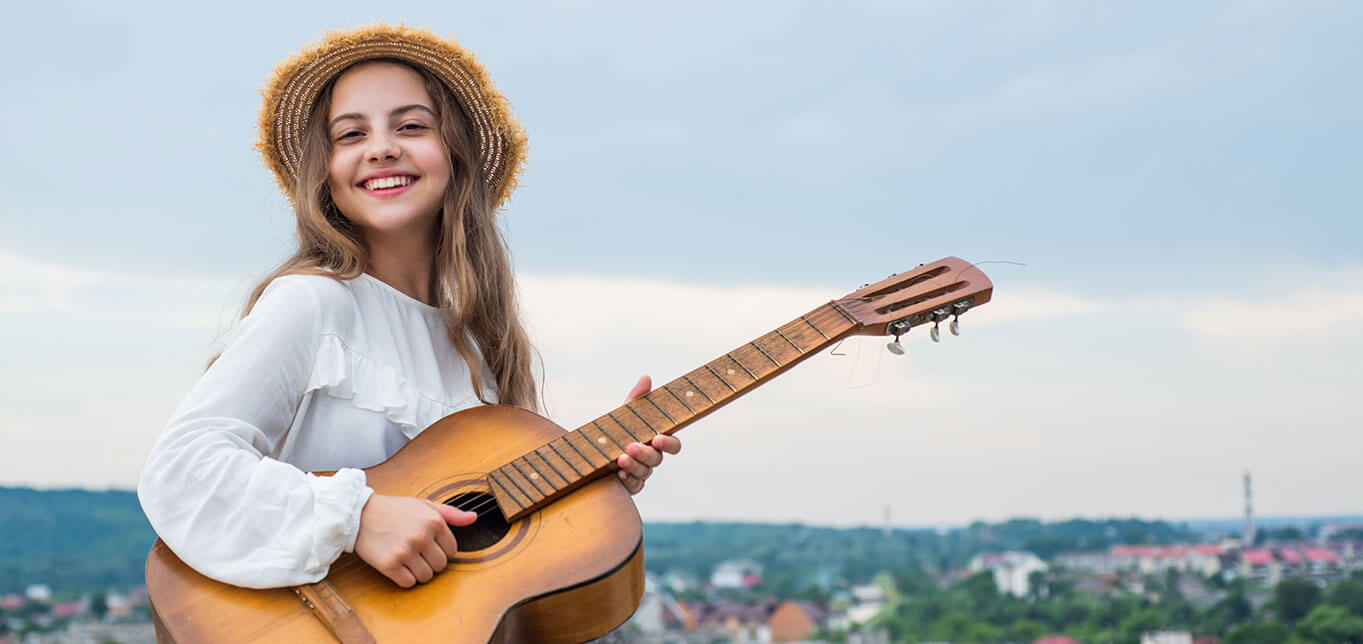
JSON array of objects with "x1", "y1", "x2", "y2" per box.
[{"x1": 364, "y1": 176, "x2": 414, "y2": 191}]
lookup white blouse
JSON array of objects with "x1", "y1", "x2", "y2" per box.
[{"x1": 138, "y1": 272, "x2": 495, "y2": 589}]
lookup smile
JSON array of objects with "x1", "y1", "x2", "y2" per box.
[{"x1": 362, "y1": 175, "x2": 417, "y2": 192}]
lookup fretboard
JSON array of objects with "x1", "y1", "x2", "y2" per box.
[{"x1": 488, "y1": 300, "x2": 861, "y2": 521}]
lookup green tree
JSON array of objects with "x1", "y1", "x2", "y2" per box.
[
  {"x1": 1008, "y1": 618, "x2": 1046, "y2": 642},
  {"x1": 1028, "y1": 570, "x2": 1046, "y2": 601},
  {"x1": 1329, "y1": 579, "x2": 1363, "y2": 617},
  {"x1": 1276, "y1": 578, "x2": 1324, "y2": 623},
  {"x1": 1225, "y1": 621, "x2": 1290, "y2": 644},
  {"x1": 1294, "y1": 604, "x2": 1363, "y2": 643},
  {"x1": 1205, "y1": 589, "x2": 1255, "y2": 634}
]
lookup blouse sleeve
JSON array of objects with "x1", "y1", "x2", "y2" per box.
[{"x1": 137, "y1": 276, "x2": 374, "y2": 589}]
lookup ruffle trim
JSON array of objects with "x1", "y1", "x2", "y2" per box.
[{"x1": 305, "y1": 334, "x2": 475, "y2": 439}]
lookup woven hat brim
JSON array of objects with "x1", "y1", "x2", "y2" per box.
[{"x1": 256, "y1": 24, "x2": 527, "y2": 211}]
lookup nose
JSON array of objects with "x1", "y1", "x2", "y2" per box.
[{"x1": 364, "y1": 130, "x2": 401, "y2": 163}]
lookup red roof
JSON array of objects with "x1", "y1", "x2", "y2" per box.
[
  {"x1": 1243, "y1": 549, "x2": 1275, "y2": 566},
  {"x1": 1278, "y1": 550, "x2": 1302, "y2": 564},
  {"x1": 1035, "y1": 637, "x2": 1081, "y2": 644},
  {"x1": 1305, "y1": 548, "x2": 1341, "y2": 562},
  {"x1": 1192, "y1": 544, "x2": 1222, "y2": 555},
  {"x1": 52, "y1": 601, "x2": 81, "y2": 618}
]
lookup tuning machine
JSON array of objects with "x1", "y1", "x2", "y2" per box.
[{"x1": 886, "y1": 319, "x2": 910, "y2": 355}]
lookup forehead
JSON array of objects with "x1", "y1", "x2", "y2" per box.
[{"x1": 328, "y1": 61, "x2": 435, "y2": 119}]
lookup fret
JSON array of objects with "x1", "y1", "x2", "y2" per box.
[
  {"x1": 828, "y1": 300, "x2": 858, "y2": 324},
  {"x1": 641, "y1": 394, "x2": 678, "y2": 424},
  {"x1": 623, "y1": 405, "x2": 659, "y2": 435},
  {"x1": 545, "y1": 442, "x2": 585, "y2": 477},
  {"x1": 512, "y1": 460, "x2": 553, "y2": 495},
  {"x1": 682, "y1": 375, "x2": 716, "y2": 403},
  {"x1": 661, "y1": 384, "x2": 697, "y2": 413},
  {"x1": 704, "y1": 364, "x2": 737, "y2": 393},
  {"x1": 564, "y1": 432, "x2": 606, "y2": 465},
  {"x1": 749, "y1": 340, "x2": 781, "y2": 366},
  {"x1": 529, "y1": 450, "x2": 570, "y2": 486},
  {"x1": 572, "y1": 429, "x2": 614, "y2": 461},
  {"x1": 801, "y1": 314, "x2": 829, "y2": 339},
  {"x1": 726, "y1": 352, "x2": 757, "y2": 379},
  {"x1": 591, "y1": 420, "x2": 629, "y2": 453},
  {"x1": 489, "y1": 472, "x2": 527, "y2": 510},
  {"x1": 496, "y1": 467, "x2": 537, "y2": 505},
  {"x1": 775, "y1": 327, "x2": 804, "y2": 352},
  {"x1": 606, "y1": 412, "x2": 646, "y2": 443}
]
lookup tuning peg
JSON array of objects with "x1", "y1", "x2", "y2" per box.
[
  {"x1": 886, "y1": 339, "x2": 905, "y2": 355},
  {"x1": 930, "y1": 322, "x2": 941, "y2": 343},
  {"x1": 949, "y1": 317, "x2": 960, "y2": 336}
]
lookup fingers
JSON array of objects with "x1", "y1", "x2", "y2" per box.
[
  {"x1": 430, "y1": 500, "x2": 478, "y2": 527},
  {"x1": 357, "y1": 495, "x2": 477, "y2": 588},
  {"x1": 405, "y1": 552, "x2": 436, "y2": 584},
  {"x1": 626, "y1": 443, "x2": 664, "y2": 468},
  {"x1": 650, "y1": 434, "x2": 682, "y2": 455},
  {"x1": 618, "y1": 470, "x2": 645, "y2": 495},
  {"x1": 624, "y1": 375, "x2": 652, "y2": 403},
  {"x1": 387, "y1": 565, "x2": 417, "y2": 589},
  {"x1": 418, "y1": 538, "x2": 448, "y2": 577}
]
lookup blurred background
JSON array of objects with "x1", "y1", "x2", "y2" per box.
[{"x1": 1, "y1": 1, "x2": 1359, "y2": 642}]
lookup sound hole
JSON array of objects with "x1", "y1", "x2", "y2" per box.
[{"x1": 444, "y1": 492, "x2": 511, "y2": 551}]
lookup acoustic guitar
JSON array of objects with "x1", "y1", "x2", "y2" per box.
[{"x1": 145, "y1": 257, "x2": 993, "y2": 643}]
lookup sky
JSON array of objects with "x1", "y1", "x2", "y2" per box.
[{"x1": 1, "y1": 1, "x2": 1359, "y2": 528}]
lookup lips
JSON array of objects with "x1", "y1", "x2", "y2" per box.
[{"x1": 362, "y1": 175, "x2": 417, "y2": 191}]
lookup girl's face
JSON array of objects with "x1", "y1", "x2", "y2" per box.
[{"x1": 326, "y1": 61, "x2": 451, "y2": 244}]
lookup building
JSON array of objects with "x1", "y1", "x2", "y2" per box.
[{"x1": 967, "y1": 551, "x2": 1047, "y2": 597}]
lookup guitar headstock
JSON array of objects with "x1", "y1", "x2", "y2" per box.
[{"x1": 836, "y1": 257, "x2": 993, "y2": 338}]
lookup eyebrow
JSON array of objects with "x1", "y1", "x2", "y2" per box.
[{"x1": 328, "y1": 104, "x2": 437, "y2": 129}]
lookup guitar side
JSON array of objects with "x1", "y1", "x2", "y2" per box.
[{"x1": 146, "y1": 406, "x2": 645, "y2": 643}]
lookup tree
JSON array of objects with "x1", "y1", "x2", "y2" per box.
[
  {"x1": 1275, "y1": 578, "x2": 1324, "y2": 624},
  {"x1": 1225, "y1": 621, "x2": 1290, "y2": 644},
  {"x1": 1206, "y1": 589, "x2": 1254, "y2": 634},
  {"x1": 1294, "y1": 604, "x2": 1363, "y2": 643},
  {"x1": 1329, "y1": 579, "x2": 1363, "y2": 617},
  {"x1": 1028, "y1": 570, "x2": 1047, "y2": 601}
]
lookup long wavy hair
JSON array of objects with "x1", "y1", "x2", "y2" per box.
[{"x1": 237, "y1": 58, "x2": 538, "y2": 411}]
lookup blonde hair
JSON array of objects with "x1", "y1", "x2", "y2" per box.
[{"x1": 238, "y1": 58, "x2": 538, "y2": 411}]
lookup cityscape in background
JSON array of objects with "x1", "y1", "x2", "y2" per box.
[{"x1": 3, "y1": 473, "x2": 1361, "y2": 644}]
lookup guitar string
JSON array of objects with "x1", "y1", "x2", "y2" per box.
[
  {"x1": 328, "y1": 307, "x2": 856, "y2": 582},
  {"x1": 382, "y1": 307, "x2": 852, "y2": 524},
  {"x1": 327, "y1": 307, "x2": 855, "y2": 582},
  {"x1": 327, "y1": 307, "x2": 855, "y2": 581},
  {"x1": 422, "y1": 307, "x2": 851, "y2": 522}
]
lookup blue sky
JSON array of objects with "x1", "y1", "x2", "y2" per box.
[{"x1": 1, "y1": 1, "x2": 1359, "y2": 526}]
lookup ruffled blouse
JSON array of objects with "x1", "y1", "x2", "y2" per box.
[{"x1": 137, "y1": 273, "x2": 494, "y2": 589}]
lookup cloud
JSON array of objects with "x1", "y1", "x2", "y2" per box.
[
  {"x1": 3, "y1": 251, "x2": 1359, "y2": 523},
  {"x1": 0, "y1": 250, "x2": 242, "y2": 328},
  {"x1": 1182, "y1": 291, "x2": 1363, "y2": 346}
]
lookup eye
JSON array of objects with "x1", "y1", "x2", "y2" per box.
[
  {"x1": 399, "y1": 123, "x2": 429, "y2": 133},
  {"x1": 335, "y1": 130, "x2": 363, "y2": 141}
]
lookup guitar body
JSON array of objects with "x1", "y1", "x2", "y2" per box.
[{"x1": 146, "y1": 406, "x2": 645, "y2": 643}]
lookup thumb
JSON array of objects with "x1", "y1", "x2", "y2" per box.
[
  {"x1": 429, "y1": 501, "x2": 479, "y2": 527},
  {"x1": 624, "y1": 375, "x2": 652, "y2": 403}
]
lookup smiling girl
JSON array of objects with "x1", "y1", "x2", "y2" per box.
[{"x1": 138, "y1": 24, "x2": 679, "y2": 590}]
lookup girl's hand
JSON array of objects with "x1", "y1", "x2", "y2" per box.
[
  {"x1": 354, "y1": 494, "x2": 477, "y2": 588},
  {"x1": 616, "y1": 375, "x2": 683, "y2": 495}
]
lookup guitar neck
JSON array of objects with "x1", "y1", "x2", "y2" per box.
[{"x1": 487, "y1": 301, "x2": 862, "y2": 521}]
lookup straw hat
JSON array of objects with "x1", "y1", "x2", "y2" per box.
[{"x1": 256, "y1": 23, "x2": 527, "y2": 210}]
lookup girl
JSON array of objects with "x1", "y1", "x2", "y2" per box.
[{"x1": 138, "y1": 23, "x2": 681, "y2": 590}]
